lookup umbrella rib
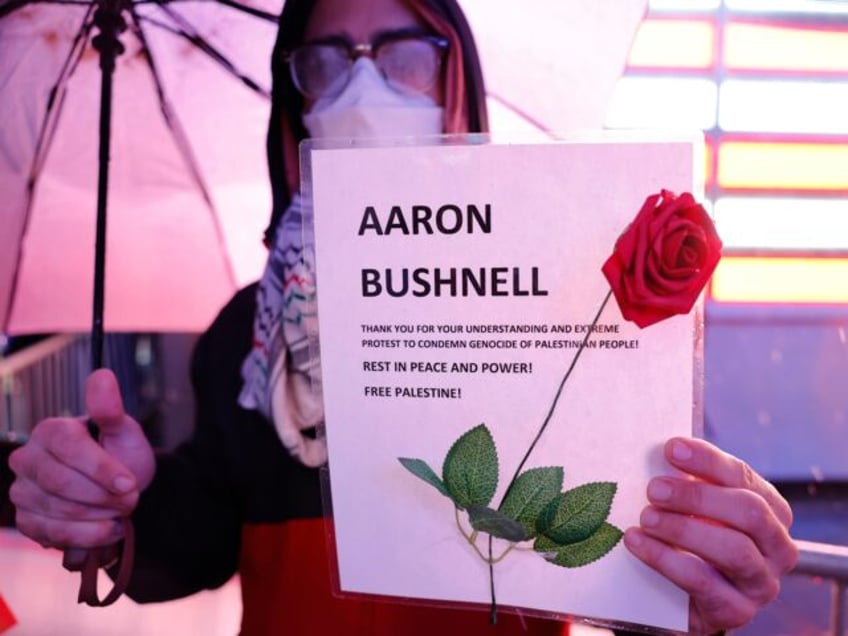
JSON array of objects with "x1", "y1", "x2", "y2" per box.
[
  {"x1": 129, "y1": 0, "x2": 280, "y2": 24},
  {"x1": 183, "y1": 0, "x2": 276, "y2": 22},
  {"x1": 205, "y1": 0, "x2": 277, "y2": 22},
  {"x1": 132, "y1": 0, "x2": 277, "y2": 23},
  {"x1": 486, "y1": 89, "x2": 554, "y2": 137},
  {"x1": 29, "y1": 5, "x2": 97, "y2": 182},
  {"x1": 2, "y1": 6, "x2": 97, "y2": 332},
  {"x1": 127, "y1": 6, "x2": 239, "y2": 289},
  {"x1": 139, "y1": 6, "x2": 270, "y2": 98}
]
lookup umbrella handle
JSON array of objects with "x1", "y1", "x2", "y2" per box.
[{"x1": 62, "y1": 520, "x2": 135, "y2": 607}]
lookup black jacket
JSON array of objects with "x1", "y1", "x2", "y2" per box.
[{"x1": 126, "y1": 284, "x2": 321, "y2": 600}]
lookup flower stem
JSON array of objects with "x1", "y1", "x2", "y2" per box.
[
  {"x1": 488, "y1": 535, "x2": 497, "y2": 625},
  {"x1": 456, "y1": 509, "x2": 491, "y2": 562},
  {"x1": 488, "y1": 288, "x2": 613, "y2": 621},
  {"x1": 501, "y1": 288, "x2": 613, "y2": 506}
]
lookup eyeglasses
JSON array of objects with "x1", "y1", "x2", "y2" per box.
[{"x1": 285, "y1": 28, "x2": 449, "y2": 100}]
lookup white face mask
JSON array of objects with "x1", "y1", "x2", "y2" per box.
[{"x1": 302, "y1": 58, "x2": 444, "y2": 139}]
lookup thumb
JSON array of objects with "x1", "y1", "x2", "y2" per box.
[
  {"x1": 85, "y1": 368, "x2": 129, "y2": 436},
  {"x1": 84, "y1": 368, "x2": 156, "y2": 491}
]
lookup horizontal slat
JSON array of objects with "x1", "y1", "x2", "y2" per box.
[
  {"x1": 606, "y1": 77, "x2": 717, "y2": 129},
  {"x1": 725, "y1": 21, "x2": 848, "y2": 73},
  {"x1": 718, "y1": 140, "x2": 848, "y2": 191},
  {"x1": 792, "y1": 539, "x2": 848, "y2": 582},
  {"x1": 712, "y1": 256, "x2": 848, "y2": 303},
  {"x1": 0, "y1": 334, "x2": 78, "y2": 375},
  {"x1": 725, "y1": 0, "x2": 848, "y2": 15},
  {"x1": 649, "y1": 0, "x2": 720, "y2": 9},
  {"x1": 720, "y1": 80, "x2": 848, "y2": 134},
  {"x1": 714, "y1": 197, "x2": 848, "y2": 250},
  {"x1": 627, "y1": 18, "x2": 715, "y2": 69}
]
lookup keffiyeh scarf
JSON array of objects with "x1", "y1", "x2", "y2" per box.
[{"x1": 238, "y1": 195, "x2": 328, "y2": 467}]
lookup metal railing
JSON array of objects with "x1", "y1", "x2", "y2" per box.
[
  {"x1": 791, "y1": 539, "x2": 848, "y2": 635},
  {"x1": 1, "y1": 335, "x2": 87, "y2": 442},
  {"x1": 1, "y1": 334, "x2": 144, "y2": 443}
]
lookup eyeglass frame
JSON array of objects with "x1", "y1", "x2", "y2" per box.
[{"x1": 283, "y1": 27, "x2": 450, "y2": 100}]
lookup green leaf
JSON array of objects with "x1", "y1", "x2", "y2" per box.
[
  {"x1": 534, "y1": 522, "x2": 623, "y2": 568},
  {"x1": 442, "y1": 424, "x2": 498, "y2": 509},
  {"x1": 466, "y1": 505, "x2": 529, "y2": 542},
  {"x1": 498, "y1": 466, "x2": 563, "y2": 539},
  {"x1": 535, "y1": 482, "x2": 617, "y2": 544},
  {"x1": 398, "y1": 457, "x2": 451, "y2": 498}
]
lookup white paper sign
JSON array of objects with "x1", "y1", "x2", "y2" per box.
[{"x1": 306, "y1": 136, "x2": 701, "y2": 632}]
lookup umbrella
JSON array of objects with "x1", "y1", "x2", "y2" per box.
[
  {"x1": 461, "y1": 0, "x2": 648, "y2": 138},
  {"x1": 0, "y1": 0, "x2": 279, "y2": 337},
  {"x1": 0, "y1": 0, "x2": 281, "y2": 607}
]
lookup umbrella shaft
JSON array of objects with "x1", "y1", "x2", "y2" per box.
[
  {"x1": 90, "y1": 0, "x2": 127, "y2": 372},
  {"x1": 90, "y1": 63, "x2": 114, "y2": 372}
]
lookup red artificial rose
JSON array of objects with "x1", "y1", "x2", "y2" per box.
[{"x1": 601, "y1": 189, "x2": 722, "y2": 328}]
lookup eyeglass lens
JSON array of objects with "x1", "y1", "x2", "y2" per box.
[{"x1": 290, "y1": 36, "x2": 444, "y2": 99}]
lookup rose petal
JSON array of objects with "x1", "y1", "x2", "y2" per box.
[{"x1": 603, "y1": 190, "x2": 723, "y2": 328}]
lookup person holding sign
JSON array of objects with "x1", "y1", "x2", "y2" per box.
[{"x1": 8, "y1": 0, "x2": 797, "y2": 634}]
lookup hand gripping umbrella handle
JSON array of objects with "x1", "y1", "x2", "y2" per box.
[
  {"x1": 62, "y1": 520, "x2": 135, "y2": 607},
  {"x1": 62, "y1": 0, "x2": 135, "y2": 607}
]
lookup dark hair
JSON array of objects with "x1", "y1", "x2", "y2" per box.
[{"x1": 263, "y1": 0, "x2": 489, "y2": 244}]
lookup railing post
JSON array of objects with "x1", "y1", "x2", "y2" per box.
[
  {"x1": 0, "y1": 335, "x2": 81, "y2": 442},
  {"x1": 792, "y1": 539, "x2": 848, "y2": 636}
]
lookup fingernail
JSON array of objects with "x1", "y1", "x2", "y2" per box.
[
  {"x1": 648, "y1": 478, "x2": 673, "y2": 501},
  {"x1": 624, "y1": 528, "x2": 643, "y2": 548},
  {"x1": 641, "y1": 508, "x2": 660, "y2": 528},
  {"x1": 671, "y1": 440, "x2": 693, "y2": 461},
  {"x1": 113, "y1": 475, "x2": 134, "y2": 493}
]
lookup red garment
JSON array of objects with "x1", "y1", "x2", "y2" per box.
[
  {"x1": 240, "y1": 519, "x2": 568, "y2": 636},
  {"x1": 0, "y1": 593, "x2": 16, "y2": 634}
]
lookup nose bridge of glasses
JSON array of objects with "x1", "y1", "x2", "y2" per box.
[{"x1": 351, "y1": 42, "x2": 375, "y2": 61}]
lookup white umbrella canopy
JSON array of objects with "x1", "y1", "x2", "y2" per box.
[
  {"x1": 462, "y1": 0, "x2": 648, "y2": 137},
  {"x1": 0, "y1": 0, "x2": 279, "y2": 335},
  {"x1": 0, "y1": 0, "x2": 646, "y2": 336}
]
